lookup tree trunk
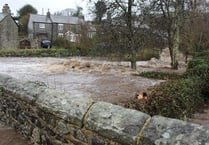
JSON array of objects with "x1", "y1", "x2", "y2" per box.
[
  {"x1": 131, "y1": 61, "x2": 137, "y2": 70},
  {"x1": 131, "y1": 51, "x2": 137, "y2": 69},
  {"x1": 127, "y1": 0, "x2": 137, "y2": 70},
  {"x1": 171, "y1": 0, "x2": 183, "y2": 69},
  {"x1": 171, "y1": 20, "x2": 180, "y2": 69}
]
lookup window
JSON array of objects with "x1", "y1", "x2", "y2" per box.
[
  {"x1": 58, "y1": 33, "x2": 64, "y2": 37},
  {"x1": 88, "y1": 33, "x2": 93, "y2": 39},
  {"x1": 70, "y1": 35, "x2": 76, "y2": 42},
  {"x1": 58, "y1": 24, "x2": 64, "y2": 31},
  {"x1": 39, "y1": 23, "x2": 45, "y2": 29}
]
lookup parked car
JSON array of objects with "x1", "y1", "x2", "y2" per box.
[{"x1": 41, "y1": 39, "x2": 52, "y2": 48}]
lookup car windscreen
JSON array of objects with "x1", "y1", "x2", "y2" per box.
[{"x1": 42, "y1": 40, "x2": 51, "y2": 43}]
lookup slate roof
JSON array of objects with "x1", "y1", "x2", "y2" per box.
[
  {"x1": 51, "y1": 15, "x2": 82, "y2": 24},
  {"x1": 30, "y1": 14, "x2": 51, "y2": 23},
  {"x1": 0, "y1": 13, "x2": 8, "y2": 22},
  {"x1": 28, "y1": 13, "x2": 84, "y2": 32}
]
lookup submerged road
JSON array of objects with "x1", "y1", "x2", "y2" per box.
[
  {"x1": 0, "y1": 57, "x2": 162, "y2": 104},
  {"x1": 0, "y1": 57, "x2": 191, "y2": 144},
  {"x1": 0, "y1": 57, "x2": 164, "y2": 144}
]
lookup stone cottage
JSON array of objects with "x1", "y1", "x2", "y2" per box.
[
  {"x1": 0, "y1": 4, "x2": 18, "y2": 49},
  {"x1": 28, "y1": 10, "x2": 84, "y2": 43}
]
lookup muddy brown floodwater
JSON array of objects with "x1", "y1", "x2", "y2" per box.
[
  {"x1": 1, "y1": 57, "x2": 208, "y2": 126},
  {"x1": 0, "y1": 121, "x2": 30, "y2": 145},
  {"x1": 0, "y1": 57, "x2": 164, "y2": 104}
]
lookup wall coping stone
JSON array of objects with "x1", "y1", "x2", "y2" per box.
[
  {"x1": 84, "y1": 101, "x2": 150, "y2": 145},
  {"x1": 141, "y1": 116, "x2": 209, "y2": 145},
  {"x1": 36, "y1": 88, "x2": 94, "y2": 127},
  {"x1": 0, "y1": 74, "x2": 94, "y2": 127}
]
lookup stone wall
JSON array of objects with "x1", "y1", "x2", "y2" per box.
[
  {"x1": 0, "y1": 15, "x2": 18, "y2": 49},
  {"x1": 0, "y1": 74, "x2": 209, "y2": 145}
]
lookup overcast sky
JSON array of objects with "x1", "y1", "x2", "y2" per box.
[{"x1": 0, "y1": 0, "x2": 91, "y2": 19}]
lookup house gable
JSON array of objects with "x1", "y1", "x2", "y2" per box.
[
  {"x1": 0, "y1": 13, "x2": 8, "y2": 22},
  {"x1": 28, "y1": 13, "x2": 84, "y2": 42},
  {"x1": 0, "y1": 13, "x2": 18, "y2": 49}
]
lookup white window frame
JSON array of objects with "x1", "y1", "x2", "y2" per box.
[
  {"x1": 58, "y1": 33, "x2": 64, "y2": 37},
  {"x1": 39, "y1": 23, "x2": 45, "y2": 29},
  {"x1": 58, "y1": 24, "x2": 64, "y2": 31},
  {"x1": 70, "y1": 35, "x2": 76, "y2": 42}
]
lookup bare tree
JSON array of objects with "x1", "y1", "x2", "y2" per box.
[
  {"x1": 93, "y1": 0, "x2": 107, "y2": 24},
  {"x1": 181, "y1": 0, "x2": 209, "y2": 58},
  {"x1": 90, "y1": 0, "x2": 209, "y2": 69},
  {"x1": 91, "y1": 0, "x2": 149, "y2": 69},
  {"x1": 54, "y1": 8, "x2": 75, "y2": 16},
  {"x1": 54, "y1": 7, "x2": 84, "y2": 17},
  {"x1": 148, "y1": 0, "x2": 185, "y2": 69}
]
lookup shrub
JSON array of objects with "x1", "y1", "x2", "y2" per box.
[
  {"x1": 53, "y1": 38, "x2": 72, "y2": 49},
  {"x1": 186, "y1": 58, "x2": 209, "y2": 79},
  {"x1": 125, "y1": 99, "x2": 148, "y2": 113},
  {"x1": 0, "y1": 48, "x2": 73, "y2": 57},
  {"x1": 193, "y1": 50, "x2": 209, "y2": 59},
  {"x1": 201, "y1": 75, "x2": 209, "y2": 101},
  {"x1": 147, "y1": 78, "x2": 203, "y2": 119},
  {"x1": 138, "y1": 71, "x2": 182, "y2": 80},
  {"x1": 126, "y1": 50, "x2": 209, "y2": 120},
  {"x1": 186, "y1": 51, "x2": 209, "y2": 102},
  {"x1": 125, "y1": 78, "x2": 204, "y2": 119},
  {"x1": 0, "y1": 87, "x2": 2, "y2": 96}
]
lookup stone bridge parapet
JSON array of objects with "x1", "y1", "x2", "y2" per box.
[{"x1": 0, "y1": 74, "x2": 208, "y2": 145}]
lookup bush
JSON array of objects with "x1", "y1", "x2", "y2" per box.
[
  {"x1": 186, "y1": 58, "x2": 209, "y2": 79},
  {"x1": 0, "y1": 48, "x2": 73, "y2": 57},
  {"x1": 126, "y1": 50, "x2": 209, "y2": 120},
  {"x1": 186, "y1": 51, "x2": 209, "y2": 101},
  {"x1": 53, "y1": 38, "x2": 72, "y2": 49},
  {"x1": 125, "y1": 78, "x2": 204, "y2": 119},
  {"x1": 201, "y1": 75, "x2": 209, "y2": 101},
  {"x1": 193, "y1": 50, "x2": 209, "y2": 59},
  {"x1": 138, "y1": 71, "x2": 182, "y2": 80}
]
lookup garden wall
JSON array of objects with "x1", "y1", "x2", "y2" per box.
[{"x1": 0, "y1": 74, "x2": 208, "y2": 145}]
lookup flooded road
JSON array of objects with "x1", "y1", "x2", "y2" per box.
[{"x1": 0, "y1": 57, "x2": 162, "y2": 104}]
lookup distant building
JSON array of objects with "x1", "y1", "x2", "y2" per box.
[
  {"x1": 0, "y1": 4, "x2": 18, "y2": 49},
  {"x1": 86, "y1": 22, "x2": 96, "y2": 39},
  {"x1": 28, "y1": 11, "x2": 85, "y2": 43}
]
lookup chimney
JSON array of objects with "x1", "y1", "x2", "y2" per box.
[
  {"x1": 47, "y1": 9, "x2": 51, "y2": 19},
  {"x1": 46, "y1": 9, "x2": 53, "y2": 23},
  {"x1": 2, "y1": 4, "x2": 11, "y2": 14}
]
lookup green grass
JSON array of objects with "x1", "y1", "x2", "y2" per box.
[{"x1": 0, "y1": 47, "x2": 160, "y2": 62}]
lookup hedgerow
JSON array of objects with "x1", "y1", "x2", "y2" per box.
[{"x1": 126, "y1": 50, "x2": 209, "y2": 120}]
